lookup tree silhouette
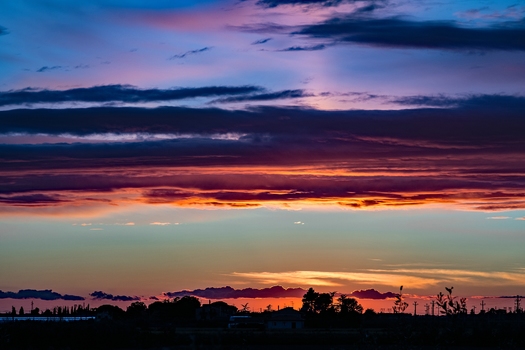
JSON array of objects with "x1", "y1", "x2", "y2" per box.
[
  {"x1": 314, "y1": 292, "x2": 335, "y2": 314},
  {"x1": 301, "y1": 288, "x2": 319, "y2": 313},
  {"x1": 18, "y1": 306, "x2": 24, "y2": 316},
  {"x1": 392, "y1": 286, "x2": 409, "y2": 313},
  {"x1": 436, "y1": 286, "x2": 467, "y2": 315},
  {"x1": 337, "y1": 294, "x2": 363, "y2": 314},
  {"x1": 240, "y1": 303, "x2": 250, "y2": 313},
  {"x1": 126, "y1": 301, "x2": 147, "y2": 318}
]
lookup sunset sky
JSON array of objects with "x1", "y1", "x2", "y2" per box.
[{"x1": 1, "y1": 0, "x2": 524, "y2": 313}]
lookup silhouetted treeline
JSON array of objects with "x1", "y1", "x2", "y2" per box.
[{"x1": 1, "y1": 290, "x2": 524, "y2": 349}]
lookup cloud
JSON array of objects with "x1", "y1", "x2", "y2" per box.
[
  {"x1": 36, "y1": 66, "x2": 63, "y2": 73},
  {"x1": 232, "y1": 268, "x2": 525, "y2": 289},
  {"x1": 391, "y1": 94, "x2": 525, "y2": 108},
  {"x1": 231, "y1": 22, "x2": 291, "y2": 34},
  {"x1": 0, "y1": 289, "x2": 84, "y2": 301},
  {"x1": 0, "y1": 85, "x2": 263, "y2": 107},
  {"x1": 210, "y1": 89, "x2": 311, "y2": 103},
  {"x1": 350, "y1": 288, "x2": 397, "y2": 299},
  {"x1": 295, "y1": 17, "x2": 525, "y2": 51},
  {"x1": 515, "y1": 217, "x2": 525, "y2": 221},
  {"x1": 231, "y1": 270, "x2": 439, "y2": 288},
  {"x1": 252, "y1": 38, "x2": 272, "y2": 45},
  {"x1": 150, "y1": 222, "x2": 171, "y2": 225},
  {"x1": 90, "y1": 291, "x2": 140, "y2": 301},
  {"x1": 486, "y1": 216, "x2": 510, "y2": 220},
  {"x1": 1, "y1": 94, "x2": 525, "y2": 211},
  {"x1": 456, "y1": 6, "x2": 525, "y2": 21},
  {"x1": 255, "y1": 0, "x2": 350, "y2": 8},
  {"x1": 164, "y1": 286, "x2": 306, "y2": 299},
  {"x1": 0, "y1": 26, "x2": 8, "y2": 36},
  {"x1": 169, "y1": 47, "x2": 212, "y2": 59},
  {"x1": 278, "y1": 44, "x2": 327, "y2": 51},
  {"x1": 0, "y1": 194, "x2": 66, "y2": 206},
  {"x1": 294, "y1": 221, "x2": 304, "y2": 225}
]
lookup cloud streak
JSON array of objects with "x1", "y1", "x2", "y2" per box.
[
  {"x1": 255, "y1": 0, "x2": 356, "y2": 8},
  {"x1": 232, "y1": 268, "x2": 525, "y2": 289},
  {"x1": 0, "y1": 85, "x2": 264, "y2": 107},
  {"x1": 210, "y1": 89, "x2": 311, "y2": 103},
  {"x1": 169, "y1": 47, "x2": 212, "y2": 59},
  {"x1": 36, "y1": 66, "x2": 63, "y2": 73}
]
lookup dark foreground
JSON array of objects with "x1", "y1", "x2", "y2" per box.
[{"x1": 1, "y1": 314, "x2": 524, "y2": 349}]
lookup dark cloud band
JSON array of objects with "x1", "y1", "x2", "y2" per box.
[
  {"x1": 165, "y1": 286, "x2": 305, "y2": 299},
  {"x1": 0, "y1": 85, "x2": 264, "y2": 107},
  {"x1": 295, "y1": 17, "x2": 525, "y2": 51},
  {"x1": 0, "y1": 94, "x2": 524, "y2": 211},
  {"x1": 0, "y1": 289, "x2": 84, "y2": 301},
  {"x1": 90, "y1": 291, "x2": 140, "y2": 302}
]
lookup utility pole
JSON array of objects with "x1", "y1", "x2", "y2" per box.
[
  {"x1": 413, "y1": 301, "x2": 418, "y2": 316},
  {"x1": 480, "y1": 300, "x2": 485, "y2": 313},
  {"x1": 431, "y1": 300, "x2": 435, "y2": 316}
]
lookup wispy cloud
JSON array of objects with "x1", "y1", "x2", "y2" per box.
[
  {"x1": 232, "y1": 268, "x2": 525, "y2": 289},
  {"x1": 169, "y1": 47, "x2": 212, "y2": 60},
  {"x1": 231, "y1": 270, "x2": 438, "y2": 288},
  {"x1": 252, "y1": 38, "x2": 272, "y2": 45},
  {"x1": 486, "y1": 216, "x2": 510, "y2": 220},
  {"x1": 278, "y1": 44, "x2": 327, "y2": 51},
  {"x1": 256, "y1": 0, "x2": 357, "y2": 8},
  {"x1": 36, "y1": 66, "x2": 64, "y2": 73}
]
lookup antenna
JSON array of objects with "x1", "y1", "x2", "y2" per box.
[{"x1": 413, "y1": 301, "x2": 418, "y2": 316}]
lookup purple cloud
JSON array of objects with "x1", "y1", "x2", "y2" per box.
[
  {"x1": 90, "y1": 291, "x2": 140, "y2": 302},
  {"x1": 0, "y1": 289, "x2": 84, "y2": 301},
  {"x1": 164, "y1": 286, "x2": 306, "y2": 299}
]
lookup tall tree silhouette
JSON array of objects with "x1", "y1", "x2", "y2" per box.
[
  {"x1": 301, "y1": 288, "x2": 319, "y2": 313},
  {"x1": 392, "y1": 286, "x2": 408, "y2": 313}
]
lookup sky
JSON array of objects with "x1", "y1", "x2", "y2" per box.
[{"x1": 1, "y1": 0, "x2": 525, "y2": 314}]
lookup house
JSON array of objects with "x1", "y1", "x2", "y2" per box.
[
  {"x1": 266, "y1": 307, "x2": 304, "y2": 329},
  {"x1": 196, "y1": 301, "x2": 237, "y2": 321}
]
